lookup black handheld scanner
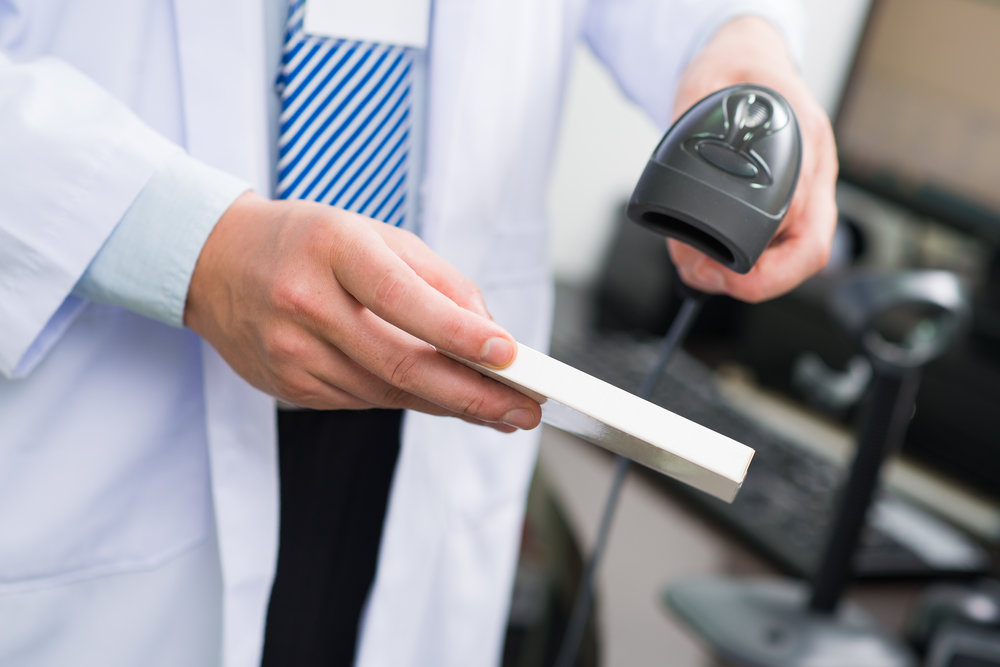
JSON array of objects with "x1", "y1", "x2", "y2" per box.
[{"x1": 627, "y1": 84, "x2": 802, "y2": 273}]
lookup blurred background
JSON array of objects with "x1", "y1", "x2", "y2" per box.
[{"x1": 504, "y1": 1, "x2": 1000, "y2": 666}]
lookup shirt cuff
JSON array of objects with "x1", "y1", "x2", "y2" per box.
[{"x1": 74, "y1": 152, "x2": 250, "y2": 327}]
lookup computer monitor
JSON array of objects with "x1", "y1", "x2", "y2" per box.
[
  {"x1": 831, "y1": 0, "x2": 1000, "y2": 508},
  {"x1": 834, "y1": 0, "x2": 1000, "y2": 247}
]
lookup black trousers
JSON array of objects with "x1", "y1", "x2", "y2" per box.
[{"x1": 261, "y1": 408, "x2": 403, "y2": 667}]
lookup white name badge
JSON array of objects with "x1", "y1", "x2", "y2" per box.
[{"x1": 304, "y1": 0, "x2": 431, "y2": 48}]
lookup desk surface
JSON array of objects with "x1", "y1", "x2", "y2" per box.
[{"x1": 538, "y1": 425, "x2": 926, "y2": 667}]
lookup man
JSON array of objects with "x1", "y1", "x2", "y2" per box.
[{"x1": 0, "y1": 1, "x2": 835, "y2": 665}]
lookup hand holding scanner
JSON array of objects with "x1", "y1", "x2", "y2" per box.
[{"x1": 627, "y1": 84, "x2": 801, "y2": 273}]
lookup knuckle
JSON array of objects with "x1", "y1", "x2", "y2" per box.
[
  {"x1": 272, "y1": 371, "x2": 316, "y2": 405},
  {"x1": 262, "y1": 326, "x2": 307, "y2": 365},
  {"x1": 327, "y1": 220, "x2": 363, "y2": 265},
  {"x1": 742, "y1": 285, "x2": 769, "y2": 304},
  {"x1": 439, "y1": 312, "x2": 471, "y2": 346},
  {"x1": 372, "y1": 268, "x2": 409, "y2": 311},
  {"x1": 801, "y1": 224, "x2": 835, "y2": 279},
  {"x1": 732, "y1": 275, "x2": 770, "y2": 304},
  {"x1": 374, "y1": 384, "x2": 411, "y2": 409},
  {"x1": 810, "y1": 241, "x2": 832, "y2": 274},
  {"x1": 386, "y1": 351, "x2": 421, "y2": 389},
  {"x1": 270, "y1": 272, "x2": 317, "y2": 319},
  {"x1": 456, "y1": 392, "x2": 490, "y2": 420},
  {"x1": 457, "y1": 279, "x2": 484, "y2": 306}
]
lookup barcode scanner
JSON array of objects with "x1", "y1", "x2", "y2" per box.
[
  {"x1": 555, "y1": 85, "x2": 802, "y2": 667},
  {"x1": 627, "y1": 84, "x2": 802, "y2": 272}
]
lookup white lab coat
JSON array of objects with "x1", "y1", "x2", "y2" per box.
[{"x1": 0, "y1": 1, "x2": 802, "y2": 666}]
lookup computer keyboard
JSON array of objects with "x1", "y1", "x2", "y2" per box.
[{"x1": 550, "y1": 329, "x2": 993, "y2": 581}]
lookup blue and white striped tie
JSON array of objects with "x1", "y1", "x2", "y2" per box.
[{"x1": 276, "y1": 1, "x2": 414, "y2": 229}]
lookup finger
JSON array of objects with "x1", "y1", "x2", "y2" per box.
[
  {"x1": 670, "y1": 189, "x2": 836, "y2": 303},
  {"x1": 330, "y1": 213, "x2": 516, "y2": 369},
  {"x1": 669, "y1": 118, "x2": 838, "y2": 303},
  {"x1": 269, "y1": 330, "x2": 479, "y2": 415},
  {"x1": 290, "y1": 283, "x2": 541, "y2": 428},
  {"x1": 376, "y1": 224, "x2": 492, "y2": 319},
  {"x1": 668, "y1": 240, "x2": 729, "y2": 295},
  {"x1": 304, "y1": 342, "x2": 476, "y2": 417},
  {"x1": 333, "y1": 305, "x2": 541, "y2": 428},
  {"x1": 729, "y1": 218, "x2": 831, "y2": 301},
  {"x1": 287, "y1": 374, "x2": 518, "y2": 433},
  {"x1": 269, "y1": 365, "x2": 376, "y2": 411},
  {"x1": 729, "y1": 137, "x2": 840, "y2": 301},
  {"x1": 307, "y1": 352, "x2": 526, "y2": 433},
  {"x1": 279, "y1": 337, "x2": 531, "y2": 432}
]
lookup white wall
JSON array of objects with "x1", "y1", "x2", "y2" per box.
[{"x1": 546, "y1": 0, "x2": 872, "y2": 286}]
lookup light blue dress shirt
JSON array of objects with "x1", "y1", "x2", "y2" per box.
[{"x1": 73, "y1": 152, "x2": 249, "y2": 327}]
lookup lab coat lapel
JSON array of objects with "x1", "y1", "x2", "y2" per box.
[
  {"x1": 201, "y1": 350, "x2": 278, "y2": 667},
  {"x1": 421, "y1": 2, "x2": 511, "y2": 278},
  {"x1": 421, "y1": 0, "x2": 570, "y2": 282},
  {"x1": 172, "y1": 3, "x2": 279, "y2": 666},
  {"x1": 172, "y1": 0, "x2": 272, "y2": 190}
]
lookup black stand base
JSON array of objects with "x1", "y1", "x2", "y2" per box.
[{"x1": 665, "y1": 577, "x2": 917, "y2": 667}]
